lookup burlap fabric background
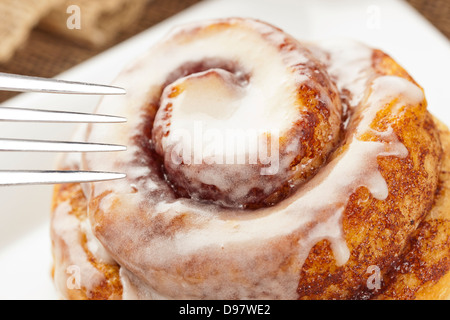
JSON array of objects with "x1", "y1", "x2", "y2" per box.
[{"x1": 0, "y1": 0, "x2": 447, "y2": 102}]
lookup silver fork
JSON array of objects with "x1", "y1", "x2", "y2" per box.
[{"x1": 0, "y1": 72, "x2": 127, "y2": 186}]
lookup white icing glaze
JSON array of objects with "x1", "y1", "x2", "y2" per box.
[
  {"x1": 51, "y1": 201, "x2": 109, "y2": 299},
  {"x1": 80, "y1": 218, "x2": 116, "y2": 265},
  {"x1": 60, "y1": 19, "x2": 426, "y2": 299},
  {"x1": 143, "y1": 18, "x2": 342, "y2": 207},
  {"x1": 120, "y1": 267, "x2": 169, "y2": 300},
  {"x1": 314, "y1": 38, "x2": 375, "y2": 108}
]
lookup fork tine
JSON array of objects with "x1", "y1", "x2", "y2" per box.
[
  {"x1": 0, "y1": 72, "x2": 126, "y2": 95},
  {"x1": 0, "y1": 73, "x2": 128, "y2": 185},
  {"x1": 0, "y1": 107, "x2": 126, "y2": 123},
  {"x1": 0, "y1": 170, "x2": 126, "y2": 186},
  {"x1": 0, "y1": 138, "x2": 126, "y2": 152}
]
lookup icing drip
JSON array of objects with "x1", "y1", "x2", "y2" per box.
[{"x1": 51, "y1": 201, "x2": 109, "y2": 299}]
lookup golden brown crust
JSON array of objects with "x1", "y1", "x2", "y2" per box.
[
  {"x1": 297, "y1": 111, "x2": 446, "y2": 299},
  {"x1": 375, "y1": 117, "x2": 450, "y2": 300}
]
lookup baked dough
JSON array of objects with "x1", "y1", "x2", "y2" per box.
[{"x1": 50, "y1": 18, "x2": 450, "y2": 300}]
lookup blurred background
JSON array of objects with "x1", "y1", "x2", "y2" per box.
[{"x1": 0, "y1": 0, "x2": 448, "y2": 103}]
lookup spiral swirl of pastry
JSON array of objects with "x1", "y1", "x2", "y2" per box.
[{"x1": 51, "y1": 18, "x2": 449, "y2": 299}]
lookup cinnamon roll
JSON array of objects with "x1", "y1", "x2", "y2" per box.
[{"x1": 50, "y1": 18, "x2": 450, "y2": 300}]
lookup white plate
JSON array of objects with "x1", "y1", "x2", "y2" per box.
[{"x1": 0, "y1": 0, "x2": 448, "y2": 299}]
